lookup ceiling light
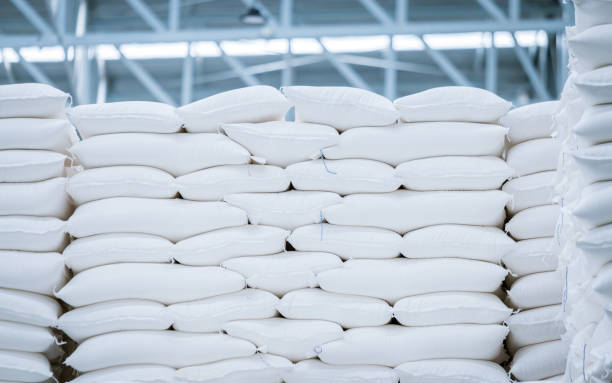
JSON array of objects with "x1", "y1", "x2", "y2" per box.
[{"x1": 240, "y1": 7, "x2": 266, "y2": 25}]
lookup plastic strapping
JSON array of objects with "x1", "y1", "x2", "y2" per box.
[
  {"x1": 313, "y1": 345, "x2": 322, "y2": 355},
  {"x1": 583, "y1": 343, "x2": 587, "y2": 382},
  {"x1": 247, "y1": 164, "x2": 252, "y2": 177},
  {"x1": 563, "y1": 266, "x2": 569, "y2": 312},
  {"x1": 320, "y1": 150, "x2": 336, "y2": 175}
]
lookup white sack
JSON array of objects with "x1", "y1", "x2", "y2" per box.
[
  {"x1": 284, "y1": 359, "x2": 398, "y2": 383},
  {"x1": 502, "y1": 237, "x2": 559, "y2": 276},
  {"x1": 56, "y1": 263, "x2": 245, "y2": 307},
  {"x1": 287, "y1": 159, "x2": 401, "y2": 194},
  {"x1": 222, "y1": 122, "x2": 339, "y2": 167},
  {"x1": 178, "y1": 85, "x2": 290, "y2": 133},
  {"x1": 65, "y1": 331, "x2": 256, "y2": 372},
  {"x1": 67, "y1": 198, "x2": 246, "y2": 241},
  {"x1": 505, "y1": 138, "x2": 561, "y2": 177},
  {"x1": 573, "y1": 143, "x2": 612, "y2": 183},
  {"x1": 0, "y1": 83, "x2": 68, "y2": 118},
  {"x1": 277, "y1": 288, "x2": 392, "y2": 328},
  {"x1": 222, "y1": 252, "x2": 342, "y2": 296},
  {"x1": 506, "y1": 304, "x2": 564, "y2": 352},
  {"x1": 0, "y1": 320, "x2": 55, "y2": 353},
  {"x1": 176, "y1": 354, "x2": 292, "y2": 383},
  {"x1": 572, "y1": 181, "x2": 612, "y2": 228},
  {"x1": 224, "y1": 191, "x2": 341, "y2": 230},
  {"x1": 0, "y1": 178, "x2": 70, "y2": 219},
  {"x1": 394, "y1": 86, "x2": 511, "y2": 123},
  {"x1": 503, "y1": 171, "x2": 556, "y2": 214},
  {"x1": 568, "y1": 24, "x2": 612, "y2": 70},
  {"x1": 507, "y1": 271, "x2": 563, "y2": 309},
  {"x1": 0, "y1": 350, "x2": 52, "y2": 383},
  {"x1": 317, "y1": 258, "x2": 507, "y2": 302},
  {"x1": 282, "y1": 86, "x2": 398, "y2": 130},
  {"x1": 395, "y1": 359, "x2": 510, "y2": 383},
  {"x1": 592, "y1": 262, "x2": 612, "y2": 303},
  {"x1": 505, "y1": 205, "x2": 560, "y2": 240},
  {"x1": 0, "y1": 288, "x2": 62, "y2": 327},
  {"x1": 322, "y1": 122, "x2": 507, "y2": 165},
  {"x1": 509, "y1": 340, "x2": 567, "y2": 381},
  {"x1": 0, "y1": 251, "x2": 66, "y2": 296},
  {"x1": 69, "y1": 365, "x2": 177, "y2": 383},
  {"x1": 0, "y1": 118, "x2": 74, "y2": 152},
  {"x1": 574, "y1": 104, "x2": 612, "y2": 145},
  {"x1": 0, "y1": 216, "x2": 67, "y2": 252},
  {"x1": 169, "y1": 289, "x2": 278, "y2": 333},
  {"x1": 70, "y1": 133, "x2": 250, "y2": 176},
  {"x1": 323, "y1": 190, "x2": 509, "y2": 233},
  {"x1": 288, "y1": 224, "x2": 402, "y2": 260},
  {"x1": 0, "y1": 150, "x2": 66, "y2": 182},
  {"x1": 574, "y1": 66, "x2": 612, "y2": 106},
  {"x1": 576, "y1": 224, "x2": 612, "y2": 275},
  {"x1": 401, "y1": 224, "x2": 515, "y2": 263},
  {"x1": 318, "y1": 324, "x2": 508, "y2": 367},
  {"x1": 574, "y1": 0, "x2": 612, "y2": 32},
  {"x1": 176, "y1": 165, "x2": 289, "y2": 201},
  {"x1": 223, "y1": 318, "x2": 343, "y2": 362},
  {"x1": 501, "y1": 101, "x2": 559, "y2": 144}
]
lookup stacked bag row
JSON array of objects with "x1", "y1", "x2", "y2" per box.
[{"x1": 0, "y1": 84, "x2": 76, "y2": 382}]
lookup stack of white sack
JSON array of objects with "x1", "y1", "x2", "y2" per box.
[{"x1": 0, "y1": 83, "x2": 75, "y2": 383}]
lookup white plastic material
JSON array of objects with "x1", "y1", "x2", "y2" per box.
[
  {"x1": 507, "y1": 271, "x2": 563, "y2": 309},
  {"x1": 0, "y1": 216, "x2": 67, "y2": 252},
  {"x1": 277, "y1": 288, "x2": 392, "y2": 328},
  {"x1": 573, "y1": 0, "x2": 612, "y2": 32},
  {"x1": 568, "y1": 24, "x2": 612, "y2": 71},
  {"x1": 509, "y1": 340, "x2": 567, "y2": 381},
  {"x1": 576, "y1": 224, "x2": 612, "y2": 275},
  {"x1": 222, "y1": 252, "x2": 342, "y2": 296},
  {"x1": 503, "y1": 171, "x2": 556, "y2": 214},
  {"x1": 0, "y1": 118, "x2": 74, "y2": 152},
  {"x1": 0, "y1": 288, "x2": 62, "y2": 327},
  {"x1": 176, "y1": 165, "x2": 289, "y2": 201},
  {"x1": 287, "y1": 159, "x2": 401, "y2": 194},
  {"x1": 572, "y1": 181, "x2": 612, "y2": 228},
  {"x1": 501, "y1": 101, "x2": 559, "y2": 144},
  {"x1": 574, "y1": 66, "x2": 612, "y2": 106},
  {"x1": 224, "y1": 191, "x2": 341, "y2": 230},
  {"x1": 394, "y1": 87, "x2": 511, "y2": 123},
  {"x1": 395, "y1": 359, "x2": 510, "y2": 383},
  {"x1": 0, "y1": 178, "x2": 71, "y2": 219},
  {"x1": 0, "y1": 251, "x2": 66, "y2": 296},
  {"x1": 65, "y1": 331, "x2": 256, "y2": 372},
  {"x1": 282, "y1": 86, "x2": 398, "y2": 130},
  {"x1": 322, "y1": 123, "x2": 507, "y2": 165},
  {"x1": 288, "y1": 224, "x2": 402, "y2": 260},
  {"x1": 285, "y1": 359, "x2": 399, "y2": 383},
  {"x1": 222, "y1": 122, "x2": 339, "y2": 167},
  {"x1": 69, "y1": 365, "x2": 177, "y2": 383},
  {"x1": 70, "y1": 133, "x2": 251, "y2": 176},
  {"x1": 574, "y1": 104, "x2": 612, "y2": 145},
  {"x1": 67, "y1": 166, "x2": 177, "y2": 205},
  {"x1": 0, "y1": 150, "x2": 66, "y2": 182},
  {"x1": 317, "y1": 258, "x2": 507, "y2": 302},
  {"x1": 56, "y1": 263, "x2": 245, "y2": 307},
  {"x1": 169, "y1": 289, "x2": 278, "y2": 333},
  {"x1": 318, "y1": 324, "x2": 508, "y2": 367},
  {"x1": 69, "y1": 101, "x2": 182, "y2": 137},
  {"x1": 395, "y1": 156, "x2": 512, "y2": 191},
  {"x1": 0, "y1": 320, "x2": 55, "y2": 353},
  {"x1": 223, "y1": 318, "x2": 343, "y2": 362},
  {"x1": 506, "y1": 305, "x2": 564, "y2": 352},
  {"x1": 67, "y1": 198, "x2": 247, "y2": 241},
  {"x1": 502, "y1": 237, "x2": 559, "y2": 276},
  {"x1": 178, "y1": 86, "x2": 290, "y2": 133},
  {"x1": 176, "y1": 354, "x2": 292, "y2": 383},
  {"x1": 323, "y1": 190, "x2": 509, "y2": 234},
  {"x1": 393, "y1": 292, "x2": 511, "y2": 326},
  {"x1": 592, "y1": 262, "x2": 612, "y2": 302},
  {"x1": 572, "y1": 143, "x2": 612, "y2": 183},
  {"x1": 505, "y1": 205, "x2": 560, "y2": 240},
  {"x1": 0, "y1": 83, "x2": 69, "y2": 118},
  {"x1": 506, "y1": 138, "x2": 561, "y2": 177},
  {"x1": 0, "y1": 350, "x2": 52, "y2": 383},
  {"x1": 174, "y1": 225, "x2": 289, "y2": 266},
  {"x1": 58, "y1": 299, "x2": 172, "y2": 342},
  {"x1": 401, "y1": 224, "x2": 515, "y2": 263}
]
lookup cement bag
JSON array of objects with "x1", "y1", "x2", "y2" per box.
[
  {"x1": 572, "y1": 181, "x2": 612, "y2": 228},
  {"x1": 576, "y1": 224, "x2": 612, "y2": 275},
  {"x1": 68, "y1": 101, "x2": 182, "y2": 137},
  {"x1": 0, "y1": 178, "x2": 71, "y2": 219},
  {"x1": 223, "y1": 318, "x2": 343, "y2": 362},
  {"x1": 502, "y1": 237, "x2": 559, "y2": 276},
  {"x1": 287, "y1": 159, "x2": 401, "y2": 194},
  {"x1": 393, "y1": 292, "x2": 511, "y2": 326},
  {"x1": 0, "y1": 288, "x2": 62, "y2": 327},
  {"x1": 401, "y1": 224, "x2": 515, "y2": 263},
  {"x1": 592, "y1": 262, "x2": 612, "y2": 302},
  {"x1": 0, "y1": 118, "x2": 74, "y2": 152},
  {"x1": 505, "y1": 205, "x2": 560, "y2": 240},
  {"x1": 178, "y1": 86, "x2": 290, "y2": 133},
  {"x1": 284, "y1": 359, "x2": 399, "y2": 383},
  {"x1": 568, "y1": 24, "x2": 612, "y2": 70},
  {"x1": 69, "y1": 365, "x2": 177, "y2": 383},
  {"x1": 323, "y1": 190, "x2": 509, "y2": 233},
  {"x1": 56, "y1": 263, "x2": 245, "y2": 307},
  {"x1": 317, "y1": 258, "x2": 507, "y2": 302},
  {"x1": 67, "y1": 198, "x2": 246, "y2": 241},
  {"x1": 507, "y1": 271, "x2": 563, "y2": 309},
  {"x1": 322, "y1": 123, "x2": 507, "y2": 165},
  {"x1": 70, "y1": 133, "x2": 250, "y2": 176},
  {"x1": 58, "y1": 300, "x2": 172, "y2": 343},
  {"x1": 222, "y1": 252, "x2": 342, "y2": 296},
  {"x1": 574, "y1": 104, "x2": 612, "y2": 145},
  {"x1": 501, "y1": 101, "x2": 559, "y2": 144},
  {"x1": 318, "y1": 324, "x2": 507, "y2": 367},
  {"x1": 176, "y1": 354, "x2": 292, "y2": 383},
  {"x1": 65, "y1": 331, "x2": 256, "y2": 372},
  {"x1": 0, "y1": 83, "x2": 69, "y2": 118},
  {"x1": 573, "y1": 143, "x2": 612, "y2": 183},
  {"x1": 395, "y1": 359, "x2": 510, "y2": 383},
  {"x1": 574, "y1": 0, "x2": 612, "y2": 32},
  {"x1": 224, "y1": 191, "x2": 341, "y2": 230},
  {"x1": 506, "y1": 304, "x2": 564, "y2": 352},
  {"x1": 509, "y1": 340, "x2": 567, "y2": 381},
  {"x1": 176, "y1": 165, "x2": 289, "y2": 201},
  {"x1": 0, "y1": 320, "x2": 55, "y2": 353},
  {"x1": 574, "y1": 66, "x2": 612, "y2": 106},
  {"x1": 503, "y1": 171, "x2": 556, "y2": 214},
  {"x1": 288, "y1": 224, "x2": 402, "y2": 260},
  {"x1": 277, "y1": 288, "x2": 392, "y2": 328},
  {"x1": 67, "y1": 166, "x2": 177, "y2": 205},
  {"x1": 169, "y1": 289, "x2": 278, "y2": 333},
  {"x1": 174, "y1": 225, "x2": 289, "y2": 266},
  {"x1": 394, "y1": 86, "x2": 511, "y2": 123},
  {"x1": 0, "y1": 150, "x2": 66, "y2": 182},
  {"x1": 0, "y1": 251, "x2": 66, "y2": 296},
  {"x1": 0, "y1": 216, "x2": 67, "y2": 252},
  {"x1": 282, "y1": 86, "x2": 398, "y2": 130},
  {"x1": 506, "y1": 138, "x2": 561, "y2": 177},
  {"x1": 0, "y1": 350, "x2": 52, "y2": 382},
  {"x1": 222, "y1": 122, "x2": 339, "y2": 167},
  {"x1": 395, "y1": 156, "x2": 512, "y2": 191}
]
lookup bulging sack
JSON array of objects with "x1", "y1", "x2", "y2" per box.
[
  {"x1": 0, "y1": 288, "x2": 62, "y2": 327},
  {"x1": 568, "y1": 24, "x2": 612, "y2": 71},
  {"x1": 0, "y1": 250, "x2": 66, "y2": 296},
  {"x1": 505, "y1": 205, "x2": 560, "y2": 240},
  {"x1": 395, "y1": 359, "x2": 510, "y2": 383},
  {"x1": 176, "y1": 354, "x2": 292, "y2": 383},
  {"x1": 0, "y1": 118, "x2": 74, "y2": 152},
  {"x1": 572, "y1": 143, "x2": 612, "y2": 184},
  {"x1": 0, "y1": 150, "x2": 66, "y2": 182},
  {"x1": 506, "y1": 304, "x2": 564, "y2": 352},
  {"x1": 0, "y1": 320, "x2": 56, "y2": 353},
  {"x1": 500, "y1": 101, "x2": 559, "y2": 144},
  {"x1": 506, "y1": 271, "x2": 563, "y2": 310},
  {"x1": 574, "y1": 66, "x2": 612, "y2": 106},
  {"x1": 505, "y1": 138, "x2": 561, "y2": 177},
  {"x1": 0, "y1": 349, "x2": 52, "y2": 383},
  {"x1": 592, "y1": 262, "x2": 612, "y2": 302},
  {"x1": 285, "y1": 359, "x2": 399, "y2": 383},
  {"x1": 502, "y1": 237, "x2": 559, "y2": 276},
  {"x1": 0, "y1": 216, "x2": 67, "y2": 252},
  {"x1": 573, "y1": 0, "x2": 612, "y2": 32},
  {"x1": 0, "y1": 83, "x2": 69, "y2": 118},
  {"x1": 573, "y1": 104, "x2": 612, "y2": 145},
  {"x1": 68, "y1": 365, "x2": 177, "y2": 383},
  {"x1": 509, "y1": 340, "x2": 567, "y2": 381},
  {"x1": 0, "y1": 177, "x2": 71, "y2": 219},
  {"x1": 576, "y1": 224, "x2": 612, "y2": 275},
  {"x1": 503, "y1": 171, "x2": 556, "y2": 214},
  {"x1": 572, "y1": 181, "x2": 612, "y2": 228}
]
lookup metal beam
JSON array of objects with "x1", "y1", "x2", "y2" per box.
[
  {"x1": 168, "y1": 0, "x2": 180, "y2": 31},
  {"x1": 14, "y1": 48, "x2": 56, "y2": 86},
  {"x1": 336, "y1": 54, "x2": 441, "y2": 75},
  {"x1": 509, "y1": 0, "x2": 520, "y2": 21},
  {"x1": 181, "y1": 46, "x2": 193, "y2": 105},
  {"x1": 96, "y1": 56, "x2": 107, "y2": 104},
  {"x1": 280, "y1": 0, "x2": 293, "y2": 87},
  {"x1": 47, "y1": 0, "x2": 75, "y2": 96},
  {"x1": 419, "y1": 36, "x2": 472, "y2": 86},
  {"x1": 395, "y1": 0, "x2": 407, "y2": 24},
  {"x1": 319, "y1": 40, "x2": 370, "y2": 90},
  {"x1": 359, "y1": 0, "x2": 393, "y2": 25},
  {"x1": 125, "y1": 0, "x2": 167, "y2": 32},
  {"x1": 384, "y1": 45, "x2": 396, "y2": 100},
  {"x1": 74, "y1": 0, "x2": 90, "y2": 105},
  {"x1": 217, "y1": 43, "x2": 260, "y2": 86},
  {"x1": 486, "y1": 33, "x2": 497, "y2": 93},
  {"x1": 1, "y1": 49, "x2": 16, "y2": 84},
  {"x1": 10, "y1": 0, "x2": 54, "y2": 35}
]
